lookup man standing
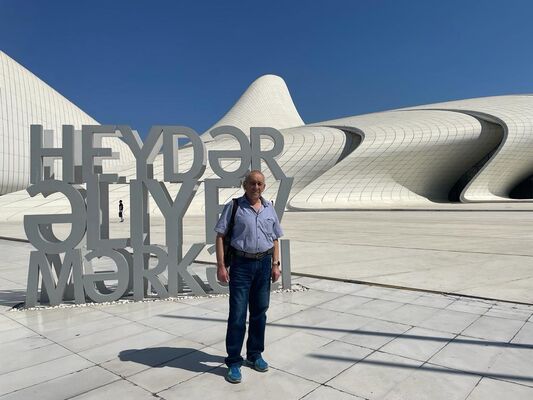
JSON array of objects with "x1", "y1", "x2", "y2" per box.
[
  {"x1": 215, "y1": 170, "x2": 283, "y2": 384},
  {"x1": 118, "y1": 200, "x2": 124, "y2": 222}
]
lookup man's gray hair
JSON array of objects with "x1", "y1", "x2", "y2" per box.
[{"x1": 242, "y1": 170, "x2": 265, "y2": 184}]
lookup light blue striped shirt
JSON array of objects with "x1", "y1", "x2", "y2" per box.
[{"x1": 214, "y1": 195, "x2": 283, "y2": 253}]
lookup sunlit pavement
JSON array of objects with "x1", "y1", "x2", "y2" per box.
[{"x1": 1, "y1": 239, "x2": 533, "y2": 399}]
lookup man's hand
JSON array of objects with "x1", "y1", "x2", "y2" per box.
[
  {"x1": 271, "y1": 265, "x2": 281, "y2": 282},
  {"x1": 217, "y1": 265, "x2": 229, "y2": 283}
]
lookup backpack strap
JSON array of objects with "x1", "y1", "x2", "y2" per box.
[{"x1": 225, "y1": 198, "x2": 239, "y2": 239}]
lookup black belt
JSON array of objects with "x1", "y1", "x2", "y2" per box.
[{"x1": 231, "y1": 247, "x2": 273, "y2": 260}]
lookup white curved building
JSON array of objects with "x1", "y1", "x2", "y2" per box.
[
  {"x1": 0, "y1": 51, "x2": 135, "y2": 195},
  {"x1": 1, "y1": 49, "x2": 533, "y2": 218},
  {"x1": 406, "y1": 96, "x2": 533, "y2": 202}
]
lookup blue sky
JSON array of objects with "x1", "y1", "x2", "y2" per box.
[{"x1": 1, "y1": 0, "x2": 533, "y2": 138}]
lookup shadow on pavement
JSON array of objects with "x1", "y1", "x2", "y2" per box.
[{"x1": 119, "y1": 347, "x2": 226, "y2": 377}]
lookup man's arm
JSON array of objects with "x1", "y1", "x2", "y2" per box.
[
  {"x1": 271, "y1": 239, "x2": 281, "y2": 282},
  {"x1": 216, "y1": 233, "x2": 229, "y2": 283}
]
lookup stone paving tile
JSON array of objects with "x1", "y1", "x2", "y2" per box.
[
  {"x1": 310, "y1": 312, "x2": 373, "y2": 340},
  {"x1": 188, "y1": 296, "x2": 230, "y2": 314},
  {"x1": 378, "y1": 303, "x2": 439, "y2": 326},
  {"x1": 291, "y1": 276, "x2": 322, "y2": 285},
  {"x1": 0, "y1": 325, "x2": 39, "y2": 344},
  {"x1": 7, "y1": 306, "x2": 100, "y2": 323},
  {"x1": 133, "y1": 304, "x2": 212, "y2": 330},
  {"x1": 446, "y1": 300, "x2": 491, "y2": 315},
  {"x1": 498, "y1": 302, "x2": 533, "y2": 312},
  {"x1": 266, "y1": 301, "x2": 309, "y2": 322},
  {"x1": 176, "y1": 295, "x2": 225, "y2": 306},
  {"x1": 70, "y1": 379, "x2": 154, "y2": 399},
  {"x1": 428, "y1": 335, "x2": 507, "y2": 375},
  {"x1": 0, "y1": 354, "x2": 94, "y2": 396},
  {"x1": 155, "y1": 310, "x2": 227, "y2": 337},
  {"x1": 0, "y1": 342, "x2": 73, "y2": 375},
  {"x1": 489, "y1": 347, "x2": 533, "y2": 388},
  {"x1": 181, "y1": 322, "x2": 228, "y2": 346},
  {"x1": 381, "y1": 363, "x2": 481, "y2": 400},
  {"x1": 327, "y1": 351, "x2": 423, "y2": 399},
  {"x1": 375, "y1": 290, "x2": 423, "y2": 304},
  {"x1": 339, "y1": 319, "x2": 411, "y2": 350},
  {"x1": 0, "y1": 334, "x2": 52, "y2": 352},
  {"x1": 78, "y1": 329, "x2": 177, "y2": 364},
  {"x1": 461, "y1": 315, "x2": 525, "y2": 342},
  {"x1": 0, "y1": 366, "x2": 119, "y2": 400},
  {"x1": 265, "y1": 331, "x2": 332, "y2": 370},
  {"x1": 89, "y1": 301, "x2": 154, "y2": 315},
  {"x1": 466, "y1": 377, "x2": 533, "y2": 400},
  {"x1": 21, "y1": 309, "x2": 114, "y2": 334},
  {"x1": 484, "y1": 307, "x2": 533, "y2": 321},
  {"x1": 207, "y1": 339, "x2": 227, "y2": 353},
  {"x1": 418, "y1": 309, "x2": 481, "y2": 334},
  {"x1": 409, "y1": 293, "x2": 457, "y2": 309},
  {"x1": 272, "y1": 288, "x2": 345, "y2": 307},
  {"x1": 42, "y1": 314, "x2": 133, "y2": 343},
  {"x1": 348, "y1": 299, "x2": 406, "y2": 318},
  {"x1": 271, "y1": 306, "x2": 344, "y2": 333},
  {"x1": 380, "y1": 327, "x2": 455, "y2": 362},
  {"x1": 285, "y1": 339, "x2": 373, "y2": 383},
  {"x1": 301, "y1": 385, "x2": 365, "y2": 399},
  {"x1": 59, "y1": 321, "x2": 151, "y2": 352},
  {"x1": 354, "y1": 286, "x2": 403, "y2": 300},
  {"x1": 0, "y1": 314, "x2": 23, "y2": 332},
  {"x1": 318, "y1": 294, "x2": 373, "y2": 313},
  {"x1": 511, "y1": 321, "x2": 533, "y2": 344},
  {"x1": 302, "y1": 279, "x2": 368, "y2": 295},
  {"x1": 106, "y1": 301, "x2": 190, "y2": 322},
  {"x1": 158, "y1": 366, "x2": 319, "y2": 400}
]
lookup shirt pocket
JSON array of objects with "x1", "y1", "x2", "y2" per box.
[{"x1": 258, "y1": 216, "x2": 275, "y2": 237}]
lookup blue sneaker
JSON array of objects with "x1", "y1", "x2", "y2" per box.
[
  {"x1": 226, "y1": 365, "x2": 242, "y2": 383},
  {"x1": 246, "y1": 357, "x2": 269, "y2": 372}
]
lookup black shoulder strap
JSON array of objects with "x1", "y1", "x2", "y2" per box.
[{"x1": 225, "y1": 198, "x2": 239, "y2": 238}]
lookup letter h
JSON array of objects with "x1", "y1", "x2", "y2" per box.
[{"x1": 30, "y1": 125, "x2": 79, "y2": 184}]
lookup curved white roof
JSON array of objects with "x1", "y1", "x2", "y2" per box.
[{"x1": 201, "y1": 74, "x2": 304, "y2": 142}]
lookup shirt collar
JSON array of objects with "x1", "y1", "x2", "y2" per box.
[{"x1": 240, "y1": 195, "x2": 270, "y2": 208}]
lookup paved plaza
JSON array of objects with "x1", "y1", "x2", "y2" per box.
[
  {"x1": 1, "y1": 210, "x2": 533, "y2": 399},
  {"x1": 3, "y1": 208, "x2": 533, "y2": 303}
]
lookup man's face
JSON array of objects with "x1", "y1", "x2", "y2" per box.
[{"x1": 243, "y1": 173, "x2": 265, "y2": 201}]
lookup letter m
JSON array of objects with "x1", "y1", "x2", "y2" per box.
[{"x1": 26, "y1": 250, "x2": 85, "y2": 307}]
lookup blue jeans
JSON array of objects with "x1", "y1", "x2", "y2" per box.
[{"x1": 225, "y1": 254, "x2": 272, "y2": 367}]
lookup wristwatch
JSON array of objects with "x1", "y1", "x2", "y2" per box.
[{"x1": 272, "y1": 260, "x2": 280, "y2": 267}]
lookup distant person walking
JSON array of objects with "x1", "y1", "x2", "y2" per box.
[{"x1": 118, "y1": 200, "x2": 124, "y2": 222}]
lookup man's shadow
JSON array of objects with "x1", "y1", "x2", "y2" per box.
[{"x1": 119, "y1": 347, "x2": 226, "y2": 377}]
